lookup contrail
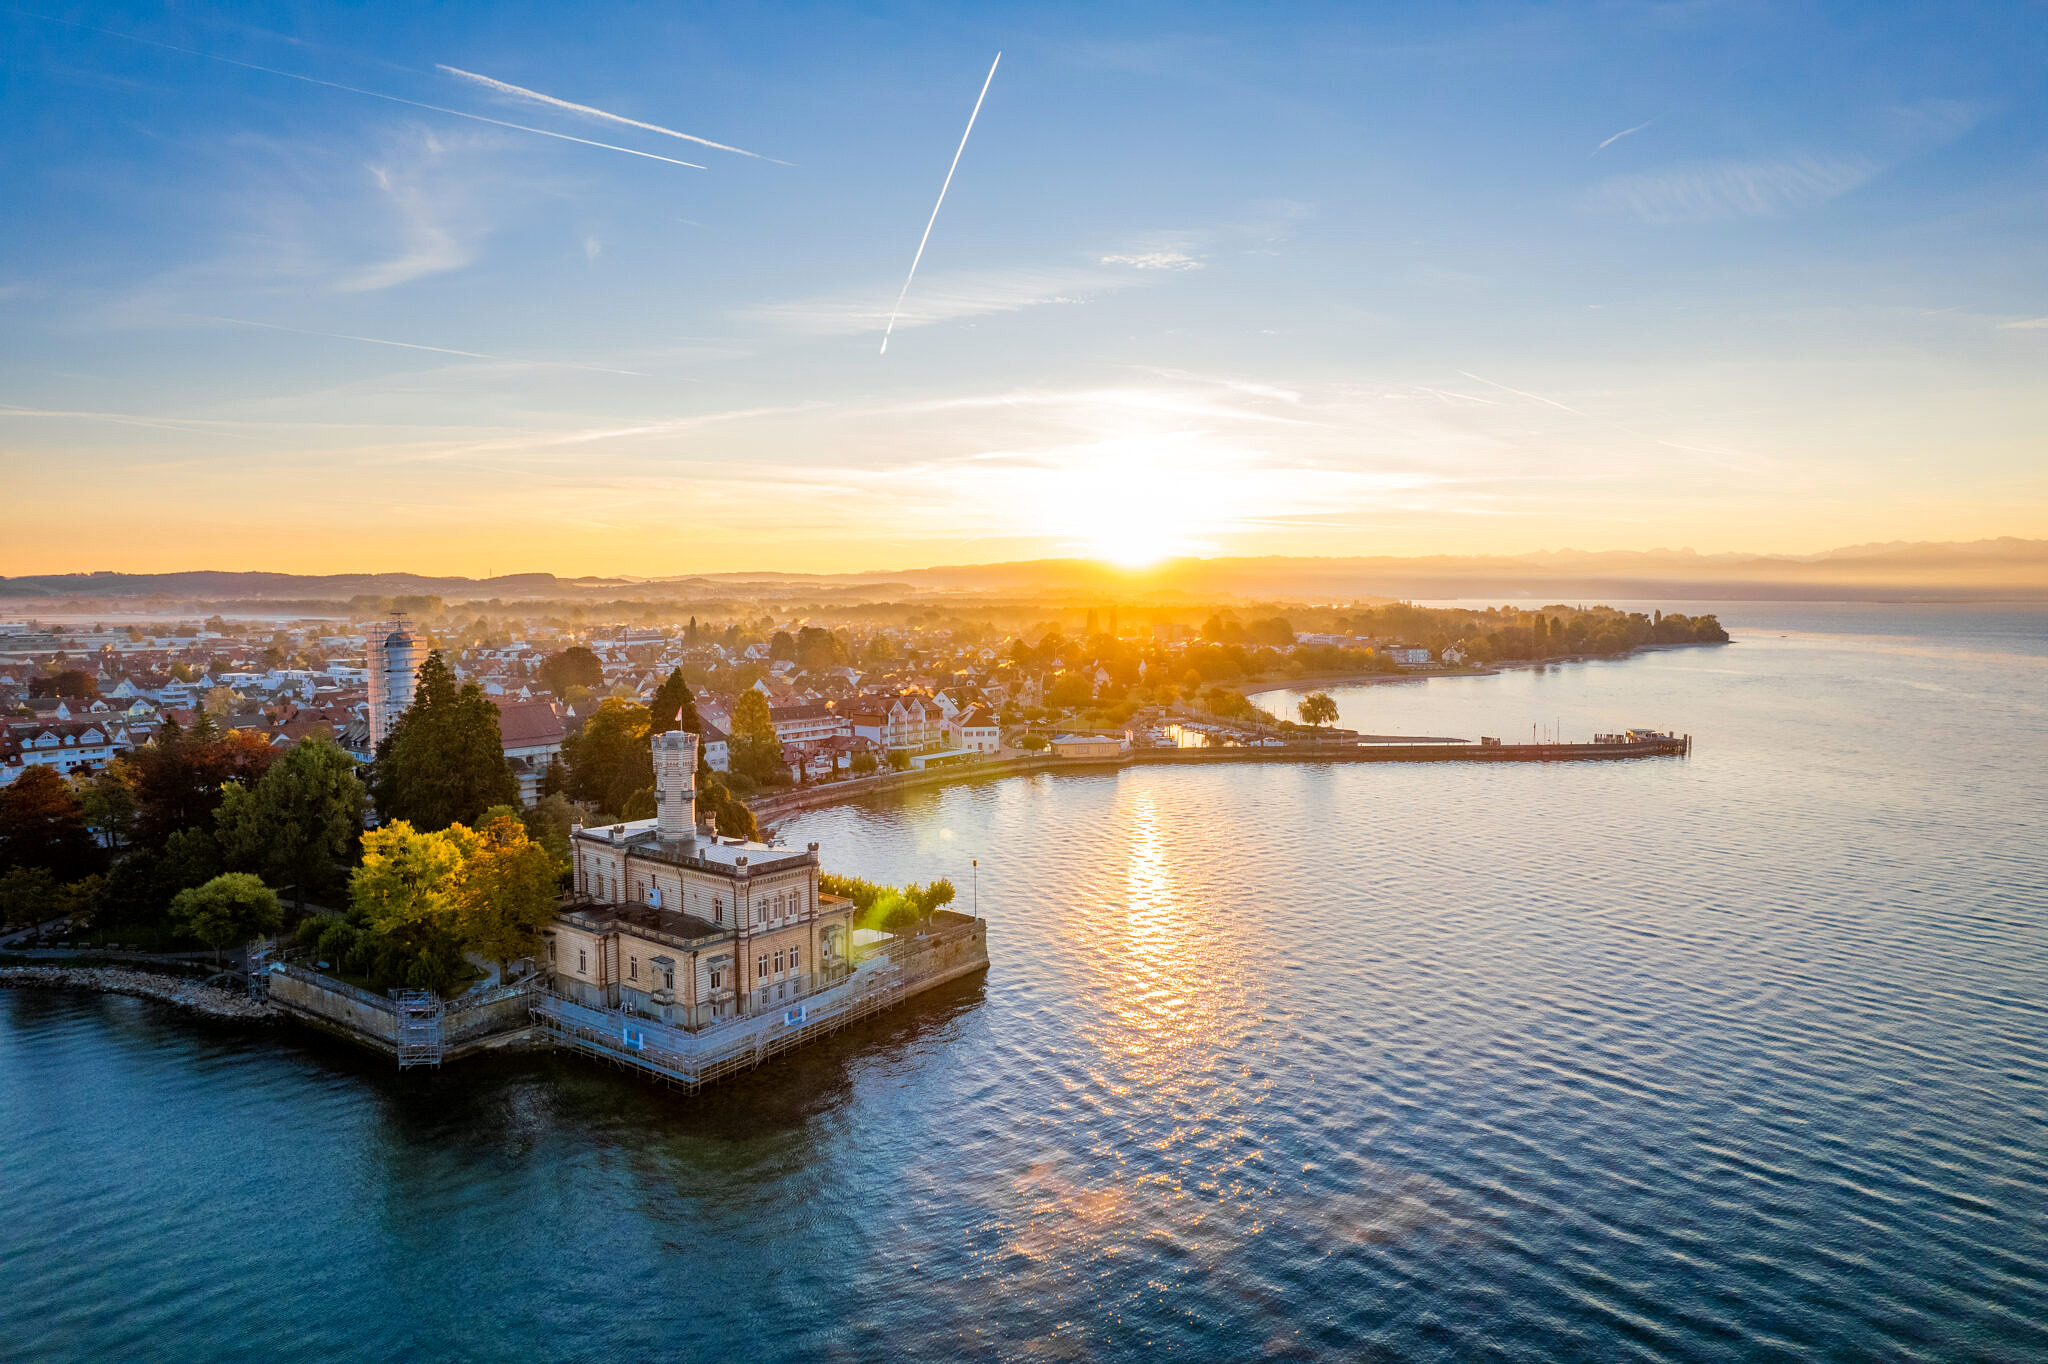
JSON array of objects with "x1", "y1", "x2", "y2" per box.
[
  {"x1": 22, "y1": 13, "x2": 705, "y2": 168},
  {"x1": 437, "y1": 65, "x2": 784, "y2": 164},
  {"x1": 879, "y1": 52, "x2": 1001, "y2": 356},
  {"x1": 1594, "y1": 117, "x2": 1654, "y2": 154},
  {"x1": 202, "y1": 316, "x2": 647, "y2": 375}
]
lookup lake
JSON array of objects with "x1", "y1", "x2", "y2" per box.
[{"x1": 3, "y1": 602, "x2": 2045, "y2": 1361}]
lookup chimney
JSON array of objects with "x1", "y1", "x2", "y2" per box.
[{"x1": 652, "y1": 729, "x2": 699, "y2": 843}]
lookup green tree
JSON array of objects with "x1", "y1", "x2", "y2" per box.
[
  {"x1": 728, "y1": 690, "x2": 786, "y2": 786},
  {"x1": 70, "y1": 758, "x2": 138, "y2": 848},
  {"x1": 215, "y1": 735, "x2": 367, "y2": 912},
  {"x1": 0, "y1": 866, "x2": 57, "y2": 930},
  {"x1": 537, "y1": 646, "x2": 603, "y2": 697},
  {"x1": 561, "y1": 698, "x2": 654, "y2": 814},
  {"x1": 370, "y1": 652, "x2": 519, "y2": 831},
  {"x1": 171, "y1": 872, "x2": 282, "y2": 965},
  {"x1": 795, "y1": 626, "x2": 848, "y2": 671},
  {"x1": 452, "y1": 815, "x2": 561, "y2": 982},
  {"x1": 1297, "y1": 692, "x2": 1340, "y2": 729},
  {"x1": 0, "y1": 766, "x2": 104, "y2": 881},
  {"x1": 646, "y1": 668, "x2": 702, "y2": 736}
]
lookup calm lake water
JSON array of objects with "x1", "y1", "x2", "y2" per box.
[{"x1": 4, "y1": 603, "x2": 2046, "y2": 1362}]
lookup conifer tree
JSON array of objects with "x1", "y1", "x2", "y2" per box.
[{"x1": 370, "y1": 651, "x2": 518, "y2": 831}]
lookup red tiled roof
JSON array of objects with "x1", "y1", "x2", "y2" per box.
[{"x1": 491, "y1": 696, "x2": 566, "y2": 747}]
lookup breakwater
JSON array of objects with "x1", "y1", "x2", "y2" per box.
[
  {"x1": 750, "y1": 735, "x2": 1691, "y2": 826},
  {"x1": 0, "y1": 965, "x2": 273, "y2": 1020}
]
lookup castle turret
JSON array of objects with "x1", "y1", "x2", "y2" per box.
[{"x1": 653, "y1": 729, "x2": 699, "y2": 844}]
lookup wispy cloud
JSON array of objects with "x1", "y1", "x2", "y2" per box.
[
  {"x1": 1099, "y1": 250, "x2": 1204, "y2": 270},
  {"x1": 742, "y1": 264, "x2": 1130, "y2": 338},
  {"x1": 2000, "y1": 317, "x2": 2048, "y2": 331},
  {"x1": 197, "y1": 316, "x2": 645, "y2": 375},
  {"x1": 335, "y1": 158, "x2": 472, "y2": 291},
  {"x1": 436, "y1": 65, "x2": 782, "y2": 163},
  {"x1": 1593, "y1": 117, "x2": 1655, "y2": 154},
  {"x1": 1590, "y1": 154, "x2": 1877, "y2": 223}
]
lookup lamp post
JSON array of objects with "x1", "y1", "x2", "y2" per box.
[{"x1": 972, "y1": 859, "x2": 978, "y2": 918}]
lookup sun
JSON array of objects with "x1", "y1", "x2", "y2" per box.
[{"x1": 1092, "y1": 529, "x2": 1177, "y2": 570}]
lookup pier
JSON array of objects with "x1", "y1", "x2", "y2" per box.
[{"x1": 749, "y1": 731, "x2": 1693, "y2": 826}]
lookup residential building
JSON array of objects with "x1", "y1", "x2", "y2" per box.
[
  {"x1": 493, "y1": 696, "x2": 568, "y2": 802},
  {"x1": 949, "y1": 706, "x2": 1001, "y2": 754}
]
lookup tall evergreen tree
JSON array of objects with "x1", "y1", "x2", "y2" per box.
[
  {"x1": 370, "y1": 651, "x2": 518, "y2": 831},
  {"x1": 647, "y1": 668, "x2": 702, "y2": 736}
]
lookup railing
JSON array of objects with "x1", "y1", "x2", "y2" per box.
[
  {"x1": 268, "y1": 961, "x2": 396, "y2": 1013},
  {"x1": 528, "y1": 920, "x2": 985, "y2": 1092}
]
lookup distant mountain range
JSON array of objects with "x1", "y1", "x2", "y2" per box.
[{"x1": 3, "y1": 539, "x2": 2044, "y2": 606}]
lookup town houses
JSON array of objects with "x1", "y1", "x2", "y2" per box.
[{"x1": 0, "y1": 600, "x2": 1471, "y2": 794}]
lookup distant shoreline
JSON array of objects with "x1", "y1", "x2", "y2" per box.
[{"x1": 1242, "y1": 639, "x2": 1730, "y2": 702}]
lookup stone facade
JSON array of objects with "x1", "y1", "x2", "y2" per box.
[{"x1": 550, "y1": 730, "x2": 855, "y2": 1030}]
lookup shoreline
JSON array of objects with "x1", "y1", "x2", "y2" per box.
[
  {"x1": 1241, "y1": 640, "x2": 1730, "y2": 701},
  {"x1": 0, "y1": 965, "x2": 275, "y2": 1021}
]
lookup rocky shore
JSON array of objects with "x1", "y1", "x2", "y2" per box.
[{"x1": 0, "y1": 965, "x2": 275, "y2": 1021}]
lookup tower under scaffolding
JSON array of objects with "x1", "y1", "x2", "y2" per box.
[{"x1": 364, "y1": 613, "x2": 419, "y2": 751}]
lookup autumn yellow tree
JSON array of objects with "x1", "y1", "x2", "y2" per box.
[{"x1": 451, "y1": 815, "x2": 560, "y2": 984}]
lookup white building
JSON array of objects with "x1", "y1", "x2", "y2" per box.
[
  {"x1": 365, "y1": 620, "x2": 419, "y2": 749},
  {"x1": 949, "y1": 706, "x2": 1001, "y2": 754}
]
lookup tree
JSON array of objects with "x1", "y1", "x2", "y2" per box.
[
  {"x1": 646, "y1": 668, "x2": 702, "y2": 736},
  {"x1": 215, "y1": 735, "x2": 366, "y2": 912},
  {"x1": 452, "y1": 815, "x2": 560, "y2": 982},
  {"x1": 352, "y1": 821, "x2": 463, "y2": 929},
  {"x1": 0, "y1": 767, "x2": 103, "y2": 881},
  {"x1": 907, "y1": 878, "x2": 957, "y2": 920},
  {"x1": 71, "y1": 758, "x2": 138, "y2": 848},
  {"x1": 370, "y1": 651, "x2": 519, "y2": 831},
  {"x1": 171, "y1": 872, "x2": 281, "y2": 964},
  {"x1": 561, "y1": 698, "x2": 654, "y2": 814},
  {"x1": 537, "y1": 646, "x2": 603, "y2": 698},
  {"x1": 28, "y1": 669, "x2": 97, "y2": 699},
  {"x1": 0, "y1": 867, "x2": 56, "y2": 930},
  {"x1": 795, "y1": 626, "x2": 848, "y2": 671},
  {"x1": 1298, "y1": 693, "x2": 1340, "y2": 730},
  {"x1": 130, "y1": 726, "x2": 275, "y2": 846},
  {"x1": 1046, "y1": 673, "x2": 1094, "y2": 710},
  {"x1": 728, "y1": 690, "x2": 786, "y2": 786}
]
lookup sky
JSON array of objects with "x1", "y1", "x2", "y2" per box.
[{"x1": 2, "y1": 0, "x2": 2045, "y2": 578}]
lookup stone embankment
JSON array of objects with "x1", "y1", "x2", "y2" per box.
[{"x1": 0, "y1": 965, "x2": 274, "y2": 1021}]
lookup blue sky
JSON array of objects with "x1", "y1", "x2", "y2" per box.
[{"x1": 3, "y1": 1, "x2": 2044, "y2": 575}]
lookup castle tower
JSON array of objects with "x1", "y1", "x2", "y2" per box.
[
  {"x1": 653, "y1": 729, "x2": 699, "y2": 843},
  {"x1": 365, "y1": 617, "x2": 418, "y2": 749}
]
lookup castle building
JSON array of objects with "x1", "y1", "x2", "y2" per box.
[
  {"x1": 549, "y1": 729, "x2": 855, "y2": 1029},
  {"x1": 364, "y1": 618, "x2": 418, "y2": 749}
]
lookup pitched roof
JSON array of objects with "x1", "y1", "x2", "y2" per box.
[{"x1": 491, "y1": 696, "x2": 567, "y2": 747}]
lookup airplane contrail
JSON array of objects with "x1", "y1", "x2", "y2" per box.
[
  {"x1": 879, "y1": 52, "x2": 1001, "y2": 356},
  {"x1": 436, "y1": 65, "x2": 784, "y2": 164},
  {"x1": 25, "y1": 13, "x2": 705, "y2": 168},
  {"x1": 202, "y1": 316, "x2": 647, "y2": 375},
  {"x1": 1594, "y1": 117, "x2": 1655, "y2": 154}
]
